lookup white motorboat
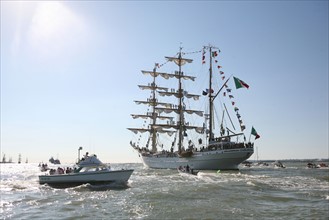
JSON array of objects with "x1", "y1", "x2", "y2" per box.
[{"x1": 39, "y1": 155, "x2": 134, "y2": 188}]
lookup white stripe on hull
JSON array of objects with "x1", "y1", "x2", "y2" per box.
[{"x1": 139, "y1": 148, "x2": 253, "y2": 170}]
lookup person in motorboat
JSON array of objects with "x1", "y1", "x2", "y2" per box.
[
  {"x1": 317, "y1": 163, "x2": 328, "y2": 168},
  {"x1": 273, "y1": 160, "x2": 285, "y2": 168},
  {"x1": 178, "y1": 165, "x2": 198, "y2": 175},
  {"x1": 307, "y1": 163, "x2": 317, "y2": 169}
]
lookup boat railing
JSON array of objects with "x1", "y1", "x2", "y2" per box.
[{"x1": 199, "y1": 141, "x2": 253, "y2": 152}]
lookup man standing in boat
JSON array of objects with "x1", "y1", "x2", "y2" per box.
[{"x1": 81, "y1": 152, "x2": 89, "y2": 161}]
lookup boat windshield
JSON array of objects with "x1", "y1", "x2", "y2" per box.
[{"x1": 77, "y1": 166, "x2": 109, "y2": 173}]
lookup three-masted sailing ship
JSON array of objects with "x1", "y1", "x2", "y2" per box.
[{"x1": 128, "y1": 45, "x2": 255, "y2": 170}]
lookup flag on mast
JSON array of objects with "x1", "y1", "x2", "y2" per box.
[
  {"x1": 233, "y1": 77, "x2": 249, "y2": 89},
  {"x1": 251, "y1": 126, "x2": 260, "y2": 139}
]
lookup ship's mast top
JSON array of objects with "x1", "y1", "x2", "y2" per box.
[{"x1": 203, "y1": 45, "x2": 218, "y2": 143}]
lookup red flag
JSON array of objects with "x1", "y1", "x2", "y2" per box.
[{"x1": 212, "y1": 51, "x2": 218, "y2": 57}]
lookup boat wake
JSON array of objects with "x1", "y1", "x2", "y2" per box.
[{"x1": 86, "y1": 182, "x2": 130, "y2": 191}]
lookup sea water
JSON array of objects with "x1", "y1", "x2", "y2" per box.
[{"x1": 1, "y1": 161, "x2": 328, "y2": 219}]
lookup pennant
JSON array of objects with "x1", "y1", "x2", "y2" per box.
[
  {"x1": 232, "y1": 101, "x2": 235, "y2": 105},
  {"x1": 215, "y1": 60, "x2": 218, "y2": 63},
  {"x1": 223, "y1": 92, "x2": 226, "y2": 97},
  {"x1": 206, "y1": 89, "x2": 214, "y2": 93},
  {"x1": 212, "y1": 51, "x2": 218, "y2": 57},
  {"x1": 220, "y1": 71, "x2": 224, "y2": 75},
  {"x1": 240, "y1": 125, "x2": 246, "y2": 131},
  {"x1": 202, "y1": 49, "x2": 206, "y2": 64},
  {"x1": 234, "y1": 107, "x2": 239, "y2": 112},
  {"x1": 217, "y1": 65, "x2": 222, "y2": 69},
  {"x1": 202, "y1": 91, "x2": 208, "y2": 96},
  {"x1": 226, "y1": 88, "x2": 232, "y2": 93},
  {"x1": 233, "y1": 77, "x2": 249, "y2": 89},
  {"x1": 251, "y1": 126, "x2": 260, "y2": 139},
  {"x1": 229, "y1": 95, "x2": 234, "y2": 99},
  {"x1": 222, "y1": 76, "x2": 225, "y2": 80}
]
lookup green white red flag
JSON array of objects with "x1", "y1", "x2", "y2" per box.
[
  {"x1": 233, "y1": 77, "x2": 249, "y2": 89},
  {"x1": 251, "y1": 126, "x2": 260, "y2": 139}
]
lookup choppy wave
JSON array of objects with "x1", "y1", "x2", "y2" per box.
[{"x1": 1, "y1": 162, "x2": 328, "y2": 219}]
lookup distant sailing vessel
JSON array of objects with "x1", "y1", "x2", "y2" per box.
[
  {"x1": 18, "y1": 154, "x2": 21, "y2": 164},
  {"x1": 128, "y1": 45, "x2": 258, "y2": 170},
  {"x1": 0, "y1": 154, "x2": 13, "y2": 164}
]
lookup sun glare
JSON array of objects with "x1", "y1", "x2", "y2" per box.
[{"x1": 27, "y1": 1, "x2": 86, "y2": 57}]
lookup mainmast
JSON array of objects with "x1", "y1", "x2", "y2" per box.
[
  {"x1": 177, "y1": 48, "x2": 184, "y2": 153},
  {"x1": 204, "y1": 45, "x2": 218, "y2": 143},
  {"x1": 208, "y1": 46, "x2": 214, "y2": 143}
]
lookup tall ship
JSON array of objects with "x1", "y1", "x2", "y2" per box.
[{"x1": 128, "y1": 45, "x2": 258, "y2": 170}]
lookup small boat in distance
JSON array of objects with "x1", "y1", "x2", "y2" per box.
[
  {"x1": 317, "y1": 163, "x2": 328, "y2": 168},
  {"x1": 39, "y1": 154, "x2": 134, "y2": 188},
  {"x1": 177, "y1": 165, "x2": 199, "y2": 176},
  {"x1": 49, "y1": 156, "x2": 61, "y2": 164},
  {"x1": 273, "y1": 160, "x2": 286, "y2": 168}
]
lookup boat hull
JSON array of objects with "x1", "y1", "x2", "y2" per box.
[
  {"x1": 39, "y1": 169, "x2": 134, "y2": 188},
  {"x1": 139, "y1": 148, "x2": 253, "y2": 170}
]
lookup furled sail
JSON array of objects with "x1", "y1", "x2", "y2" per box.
[
  {"x1": 134, "y1": 100, "x2": 172, "y2": 108},
  {"x1": 130, "y1": 114, "x2": 173, "y2": 120},
  {"x1": 138, "y1": 85, "x2": 168, "y2": 91},
  {"x1": 142, "y1": 70, "x2": 195, "y2": 81},
  {"x1": 153, "y1": 124, "x2": 204, "y2": 134},
  {"x1": 127, "y1": 128, "x2": 151, "y2": 134},
  {"x1": 158, "y1": 91, "x2": 200, "y2": 100},
  {"x1": 165, "y1": 56, "x2": 193, "y2": 66},
  {"x1": 127, "y1": 127, "x2": 175, "y2": 136},
  {"x1": 155, "y1": 107, "x2": 203, "y2": 117}
]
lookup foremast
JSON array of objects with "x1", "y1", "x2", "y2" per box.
[
  {"x1": 128, "y1": 47, "x2": 203, "y2": 154},
  {"x1": 167, "y1": 47, "x2": 191, "y2": 153}
]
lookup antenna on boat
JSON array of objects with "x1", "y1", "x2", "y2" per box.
[{"x1": 78, "y1": 146, "x2": 83, "y2": 163}]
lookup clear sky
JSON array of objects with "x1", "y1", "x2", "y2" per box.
[{"x1": 1, "y1": 1, "x2": 328, "y2": 163}]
